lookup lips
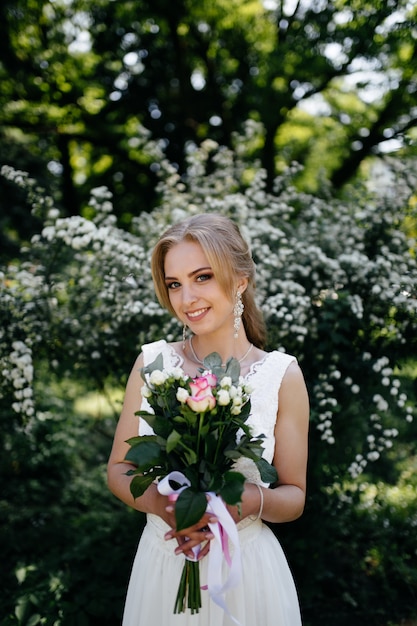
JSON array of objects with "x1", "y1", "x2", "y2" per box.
[{"x1": 186, "y1": 307, "x2": 209, "y2": 321}]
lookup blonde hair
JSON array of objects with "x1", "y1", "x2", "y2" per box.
[{"x1": 151, "y1": 213, "x2": 267, "y2": 348}]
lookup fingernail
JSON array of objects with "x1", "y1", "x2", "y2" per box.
[
  {"x1": 164, "y1": 532, "x2": 172, "y2": 541},
  {"x1": 208, "y1": 516, "x2": 217, "y2": 524},
  {"x1": 165, "y1": 505, "x2": 174, "y2": 513}
]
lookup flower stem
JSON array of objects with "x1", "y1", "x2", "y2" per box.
[
  {"x1": 174, "y1": 560, "x2": 202, "y2": 614},
  {"x1": 197, "y1": 412, "x2": 204, "y2": 455}
]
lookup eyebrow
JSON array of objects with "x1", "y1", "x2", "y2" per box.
[{"x1": 164, "y1": 266, "x2": 212, "y2": 281}]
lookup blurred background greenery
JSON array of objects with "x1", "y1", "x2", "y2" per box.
[{"x1": 1, "y1": 1, "x2": 416, "y2": 625}]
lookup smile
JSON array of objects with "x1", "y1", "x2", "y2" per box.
[{"x1": 187, "y1": 308, "x2": 209, "y2": 319}]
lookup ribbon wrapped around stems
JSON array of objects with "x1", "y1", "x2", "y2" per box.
[{"x1": 158, "y1": 472, "x2": 242, "y2": 623}]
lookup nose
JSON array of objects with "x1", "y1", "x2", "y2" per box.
[{"x1": 181, "y1": 283, "x2": 197, "y2": 307}]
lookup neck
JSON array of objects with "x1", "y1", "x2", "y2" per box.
[{"x1": 188, "y1": 335, "x2": 253, "y2": 367}]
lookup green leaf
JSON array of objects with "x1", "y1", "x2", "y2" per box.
[
  {"x1": 202, "y1": 352, "x2": 223, "y2": 370},
  {"x1": 238, "y1": 444, "x2": 263, "y2": 462},
  {"x1": 175, "y1": 489, "x2": 207, "y2": 531},
  {"x1": 135, "y1": 411, "x2": 157, "y2": 426},
  {"x1": 256, "y1": 457, "x2": 278, "y2": 484},
  {"x1": 130, "y1": 472, "x2": 158, "y2": 498},
  {"x1": 124, "y1": 438, "x2": 163, "y2": 470},
  {"x1": 166, "y1": 429, "x2": 182, "y2": 453},
  {"x1": 137, "y1": 412, "x2": 174, "y2": 438},
  {"x1": 237, "y1": 401, "x2": 251, "y2": 422},
  {"x1": 180, "y1": 406, "x2": 198, "y2": 426},
  {"x1": 173, "y1": 415, "x2": 187, "y2": 423},
  {"x1": 219, "y1": 471, "x2": 246, "y2": 505},
  {"x1": 141, "y1": 353, "x2": 164, "y2": 379},
  {"x1": 224, "y1": 358, "x2": 241, "y2": 383},
  {"x1": 125, "y1": 435, "x2": 143, "y2": 446},
  {"x1": 224, "y1": 449, "x2": 242, "y2": 460},
  {"x1": 183, "y1": 448, "x2": 198, "y2": 465}
]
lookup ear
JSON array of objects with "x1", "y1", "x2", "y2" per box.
[{"x1": 236, "y1": 276, "x2": 249, "y2": 295}]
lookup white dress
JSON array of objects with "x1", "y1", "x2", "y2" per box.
[{"x1": 122, "y1": 340, "x2": 302, "y2": 626}]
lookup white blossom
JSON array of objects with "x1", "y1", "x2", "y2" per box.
[
  {"x1": 149, "y1": 370, "x2": 167, "y2": 386},
  {"x1": 141, "y1": 384, "x2": 152, "y2": 399},
  {"x1": 176, "y1": 387, "x2": 190, "y2": 403},
  {"x1": 1, "y1": 146, "x2": 416, "y2": 477},
  {"x1": 217, "y1": 389, "x2": 231, "y2": 406}
]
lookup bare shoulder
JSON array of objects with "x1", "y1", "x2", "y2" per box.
[
  {"x1": 169, "y1": 340, "x2": 183, "y2": 352},
  {"x1": 279, "y1": 359, "x2": 309, "y2": 412},
  {"x1": 134, "y1": 351, "x2": 145, "y2": 369},
  {"x1": 122, "y1": 353, "x2": 146, "y2": 401},
  {"x1": 283, "y1": 359, "x2": 306, "y2": 384},
  {"x1": 127, "y1": 352, "x2": 144, "y2": 379}
]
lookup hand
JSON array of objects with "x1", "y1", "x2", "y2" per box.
[{"x1": 164, "y1": 505, "x2": 217, "y2": 561}]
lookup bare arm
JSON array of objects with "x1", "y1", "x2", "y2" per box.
[
  {"x1": 227, "y1": 361, "x2": 310, "y2": 524},
  {"x1": 264, "y1": 360, "x2": 309, "y2": 522},
  {"x1": 107, "y1": 354, "x2": 168, "y2": 520}
]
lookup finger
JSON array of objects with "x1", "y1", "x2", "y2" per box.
[
  {"x1": 198, "y1": 541, "x2": 211, "y2": 560},
  {"x1": 174, "y1": 532, "x2": 214, "y2": 555},
  {"x1": 175, "y1": 516, "x2": 218, "y2": 537}
]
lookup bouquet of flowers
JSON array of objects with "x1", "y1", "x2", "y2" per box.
[{"x1": 124, "y1": 351, "x2": 277, "y2": 615}]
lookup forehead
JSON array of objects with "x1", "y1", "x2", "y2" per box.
[{"x1": 164, "y1": 240, "x2": 209, "y2": 276}]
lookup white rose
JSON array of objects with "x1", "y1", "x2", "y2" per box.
[
  {"x1": 149, "y1": 370, "x2": 167, "y2": 385},
  {"x1": 141, "y1": 384, "x2": 152, "y2": 398},
  {"x1": 243, "y1": 383, "x2": 253, "y2": 395},
  {"x1": 217, "y1": 389, "x2": 230, "y2": 406},
  {"x1": 176, "y1": 387, "x2": 190, "y2": 403},
  {"x1": 170, "y1": 367, "x2": 185, "y2": 380},
  {"x1": 232, "y1": 396, "x2": 243, "y2": 408}
]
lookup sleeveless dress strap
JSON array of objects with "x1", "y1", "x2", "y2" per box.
[{"x1": 142, "y1": 339, "x2": 169, "y2": 366}]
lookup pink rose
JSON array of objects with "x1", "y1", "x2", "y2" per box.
[{"x1": 186, "y1": 373, "x2": 217, "y2": 412}]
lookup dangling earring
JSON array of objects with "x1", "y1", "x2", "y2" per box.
[
  {"x1": 233, "y1": 291, "x2": 244, "y2": 339},
  {"x1": 182, "y1": 324, "x2": 187, "y2": 350}
]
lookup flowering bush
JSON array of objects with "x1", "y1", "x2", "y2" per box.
[
  {"x1": 2, "y1": 136, "x2": 416, "y2": 477},
  {"x1": 1, "y1": 124, "x2": 417, "y2": 623}
]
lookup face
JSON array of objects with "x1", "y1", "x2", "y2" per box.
[{"x1": 164, "y1": 240, "x2": 237, "y2": 337}]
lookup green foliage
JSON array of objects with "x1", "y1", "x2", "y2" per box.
[
  {"x1": 0, "y1": 373, "x2": 143, "y2": 626},
  {"x1": 294, "y1": 467, "x2": 417, "y2": 626},
  {"x1": 1, "y1": 0, "x2": 417, "y2": 252},
  {"x1": 1, "y1": 129, "x2": 417, "y2": 624}
]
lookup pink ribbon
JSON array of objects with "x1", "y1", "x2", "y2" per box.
[{"x1": 158, "y1": 472, "x2": 242, "y2": 623}]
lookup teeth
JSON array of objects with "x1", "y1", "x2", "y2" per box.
[{"x1": 188, "y1": 308, "x2": 207, "y2": 318}]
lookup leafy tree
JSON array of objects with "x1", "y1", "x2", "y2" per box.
[{"x1": 1, "y1": 0, "x2": 416, "y2": 253}]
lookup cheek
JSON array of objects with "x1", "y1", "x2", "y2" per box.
[
  {"x1": 167, "y1": 290, "x2": 176, "y2": 306},
  {"x1": 167, "y1": 290, "x2": 181, "y2": 314}
]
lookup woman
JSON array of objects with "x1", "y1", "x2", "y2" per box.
[{"x1": 107, "y1": 213, "x2": 309, "y2": 625}]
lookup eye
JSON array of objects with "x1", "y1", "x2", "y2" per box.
[
  {"x1": 196, "y1": 273, "x2": 212, "y2": 283},
  {"x1": 166, "y1": 280, "x2": 181, "y2": 290}
]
